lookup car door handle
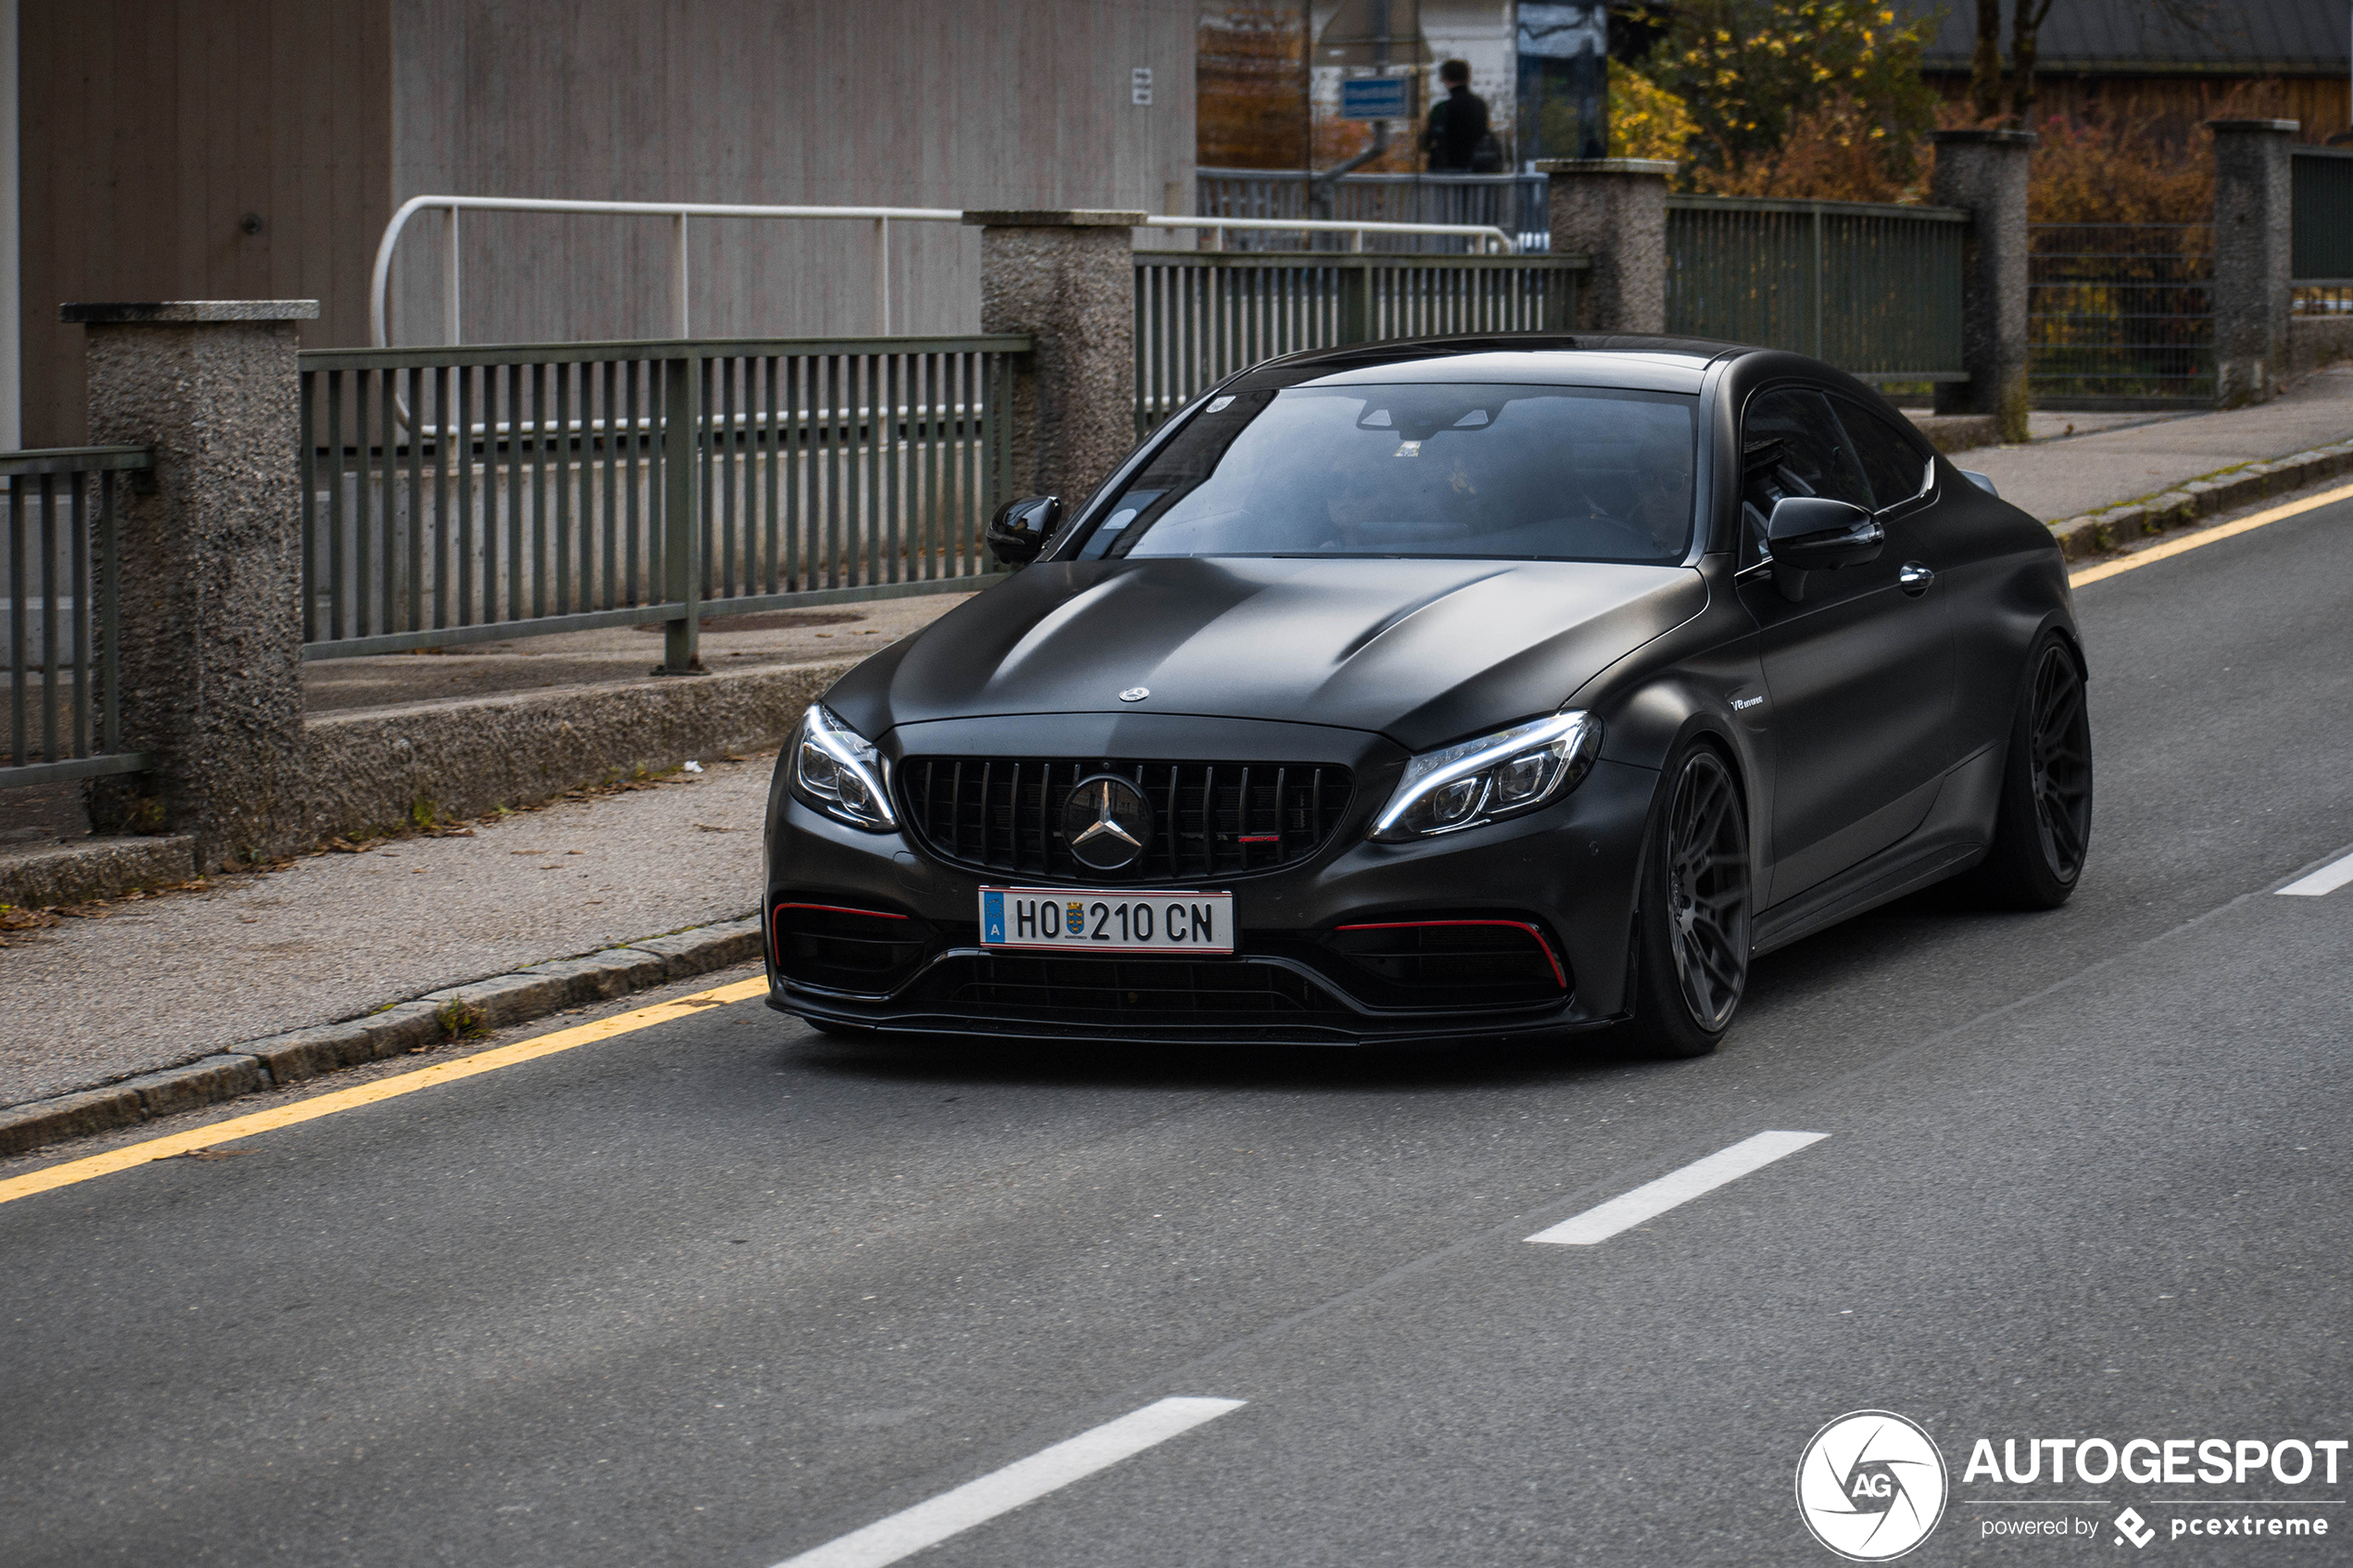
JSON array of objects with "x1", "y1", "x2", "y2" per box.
[{"x1": 1898, "y1": 561, "x2": 1935, "y2": 596}]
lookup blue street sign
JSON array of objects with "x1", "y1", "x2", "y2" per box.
[{"x1": 1339, "y1": 76, "x2": 1412, "y2": 121}]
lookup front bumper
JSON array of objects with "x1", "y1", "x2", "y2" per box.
[{"x1": 763, "y1": 721, "x2": 1656, "y2": 1047}]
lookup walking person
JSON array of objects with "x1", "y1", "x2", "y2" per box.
[{"x1": 1423, "y1": 58, "x2": 1497, "y2": 172}]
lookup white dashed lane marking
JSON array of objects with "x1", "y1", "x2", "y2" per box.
[
  {"x1": 772, "y1": 1397, "x2": 1246, "y2": 1568},
  {"x1": 1525, "y1": 1130, "x2": 1830, "y2": 1246},
  {"x1": 2277, "y1": 849, "x2": 2353, "y2": 898}
]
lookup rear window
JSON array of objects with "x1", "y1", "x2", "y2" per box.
[{"x1": 1076, "y1": 383, "x2": 1698, "y2": 565}]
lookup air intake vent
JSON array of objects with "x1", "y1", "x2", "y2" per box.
[{"x1": 900, "y1": 758, "x2": 1353, "y2": 883}]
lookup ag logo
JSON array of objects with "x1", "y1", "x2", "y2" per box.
[{"x1": 1795, "y1": 1410, "x2": 1948, "y2": 1562}]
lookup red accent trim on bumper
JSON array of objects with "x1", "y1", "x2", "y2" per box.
[{"x1": 1331, "y1": 919, "x2": 1568, "y2": 990}]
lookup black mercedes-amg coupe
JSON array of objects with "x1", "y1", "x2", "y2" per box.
[{"x1": 761, "y1": 334, "x2": 2093, "y2": 1057}]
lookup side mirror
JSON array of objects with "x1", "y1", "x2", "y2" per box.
[
  {"x1": 1766, "y1": 495, "x2": 1884, "y2": 571},
  {"x1": 986, "y1": 495, "x2": 1060, "y2": 568},
  {"x1": 1959, "y1": 470, "x2": 1999, "y2": 496}
]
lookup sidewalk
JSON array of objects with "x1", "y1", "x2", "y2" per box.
[
  {"x1": 0, "y1": 758, "x2": 776, "y2": 1107},
  {"x1": 1958, "y1": 364, "x2": 2353, "y2": 521},
  {"x1": 6, "y1": 370, "x2": 2352, "y2": 1122}
]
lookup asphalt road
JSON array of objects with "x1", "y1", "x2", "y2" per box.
[{"x1": 5, "y1": 495, "x2": 2350, "y2": 1567}]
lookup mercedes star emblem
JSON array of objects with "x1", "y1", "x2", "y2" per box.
[
  {"x1": 1063, "y1": 773, "x2": 1154, "y2": 871},
  {"x1": 1119, "y1": 686, "x2": 1150, "y2": 701}
]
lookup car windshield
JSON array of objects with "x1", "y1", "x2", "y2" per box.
[{"x1": 1078, "y1": 382, "x2": 1697, "y2": 564}]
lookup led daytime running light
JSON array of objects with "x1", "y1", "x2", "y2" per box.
[
  {"x1": 1371, "y1": 711, "x2": 1599, "y2": 841},
  {"x1": 789, "y1": 705, "x2": 898, "y2": 831}
]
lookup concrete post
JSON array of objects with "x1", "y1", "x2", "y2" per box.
[
  {"x1": 1929, "y1": 129, "x2": 2035, "y2": 441},
  {"x1": 64, "y1": 300, "x2": 317, "y2": 869},
  {"x1": 2208, "y1": 119, "x2": 2298, "y2": 408},
  {"x1": 1536, "y1": 158, "x2": 1675, "y2": 333},
  {"x1": 963, "y1": 209, "x2": 1144, "y2": 506}
]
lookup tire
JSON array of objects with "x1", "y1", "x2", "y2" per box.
[
  {"x1": 1626, "y1": 745, "x2": 1753, "y2": 1060},
  {"x1": 1973, "y1": 634, "x2": 2093, "y2": 909}
]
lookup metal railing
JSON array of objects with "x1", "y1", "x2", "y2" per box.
[
  {"x1": 1666, "y1": 195, "x2": 1969, "y2": 383},
  {"x1": 2029, "y1": 223, "x2": 2214, "y2": 408},
  {"x1": 2, "y1": 446, "x2": 148, "y2": 790},
  {"x1": 297, "y1": 335, "x2": 1026, "y2": 668},
  {"x1": 371, "y1": 194, "x2": 1521, "y2": 351},
  {"x1": 1144, "y1": 213, "x2": 1516, "y2": 254},
  {"x1": 1196, "y1": 168, "x2": 1552, "y2": 252},
  {"x1": 370, "y1": 195, "x2": 967, "y2": 346},
  {"x1": 1134, "y1": 252, "x2": 1587, "y2": 433}
]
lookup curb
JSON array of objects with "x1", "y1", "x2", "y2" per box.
[
  {"x1": 0, "y1": 915, "x2": 765, "y2": 1158},
  {"x1": 0, "y1": 834, "x2": 199, "y2": 911},
  {"x1": 2046, "y1": 438, "x2": 2353, "y2": 560},
  {"x1": 1906, "y1": 412, "x2": 2001, "y2": 456}
]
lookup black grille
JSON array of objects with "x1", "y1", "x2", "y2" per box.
[
  {"x1": 920, "y1": 953, "x2": 1350, "y2": 1019},
  {"x1": 772, "y1": 904, "x2": 933, "y2": 994},
  {"x1": 1324, "y1": 920, "x2": 1570, "y2": 1010},
  {"x1": 899, "y1": 758, "x2": 1353, "y2": 883}
]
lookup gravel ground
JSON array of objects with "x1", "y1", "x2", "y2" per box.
[
  {"x1": 1958, "y1": 363, "x2": 2353, "y2": 521},
  {"x1": 0, "y1": 755, "x2": 776, "y2": 1108}
]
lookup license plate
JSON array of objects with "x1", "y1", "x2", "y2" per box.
[{"x1": 978, "y1": 886, "x2": 1234, "y2": 954}]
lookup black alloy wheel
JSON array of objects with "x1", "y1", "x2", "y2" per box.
[
  {"x1": 1629, "y1": 746, "x2": 1752, "y2": 1059},
  {"x1": 2026, "y1": 643, "x2": 2094, "y2": 881},
  {"x1": 1974, "y1": 634, "x2": 2094, "y2": 909}
]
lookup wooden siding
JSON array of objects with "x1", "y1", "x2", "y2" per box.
[
  {"x1": 383, "y1": 0, "x2": 1200, "y2": 347},
  {"x1": 1925, "y1": 71, "x2": 2352, "y2": 144},
  {"x1": 20, "y1": 0, "x2": 393, "y2": 445}
]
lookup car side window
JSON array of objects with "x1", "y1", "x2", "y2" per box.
[
  {"x1": 1831, "y1": 395, "x2": 1933, "y2": 513},
  {"x1": 1738, "y1": 387, "x2": 1873, "y2": 558}
]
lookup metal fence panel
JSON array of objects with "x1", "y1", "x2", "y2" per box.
[
  {"x1": 1133, "y1": 253, "x2": 1586, "y2": 433},
  {"x1": 2290, "y1": 147, "x2": 2353, "y2": 283},
  {"x1": 1195, "y1": 168, "x2": 1552, "y2": 252},
  {"x1": 1, "y1": 446, "x2": 149, "y2": 790},
  {"x1": 297, "y1": 334, "x2": 1025, "y2": 659},
  {"x1": 2029, "y1": 223, "x2": 2214, "y2": 408},
  {"x1": 1666, "y1": 195, "x2": 1969, "y2": 381}
]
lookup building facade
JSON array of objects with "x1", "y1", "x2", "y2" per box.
[{"x1": 13, "y1": 0, "x2": 1199, "y2": 446}]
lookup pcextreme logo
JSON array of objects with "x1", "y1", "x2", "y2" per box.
[{"x1": 1796, "y1": 1410, "x2": 1950, "y2": 1562}]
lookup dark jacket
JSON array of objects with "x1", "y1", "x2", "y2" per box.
[{"x1": 1424, "y1": 84, "x2": 1491, "y2": 172}]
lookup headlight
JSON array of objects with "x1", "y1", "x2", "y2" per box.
[
  {"x1": 1370, "y1": 711, "x2": 1601, "y2": 841},
  {"x1": 788, "y1": 705, "x2": 898, "y2": 831}
]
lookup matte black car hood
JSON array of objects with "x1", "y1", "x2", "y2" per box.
[{"x1": 828, "y1": 557, "x2": 1706, "y2": 754}]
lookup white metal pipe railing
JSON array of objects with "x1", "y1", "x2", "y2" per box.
[
  {"x1": 371, "y1": 194, "x2": 965, "y2": 347},
  {"x1": 371, "y1": 197, "x2": 1526, "y2": 350},
  {"x1": 1140, "y1": 214, "x2": 1517, "y2": 254}
]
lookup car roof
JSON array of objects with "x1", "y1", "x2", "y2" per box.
[{"x1": 1232, "y1": 333, "x2": 1744, "y2": 396}]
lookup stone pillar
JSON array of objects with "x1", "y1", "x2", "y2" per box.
[
  {"x1": 2208, "y1": 119, "x2": 2298, "y2": 408},
  {"x1": 1929, "y1": 129, "x2": 2036, "y2": 441},
  {"x1": 65, "y1": 300, "x2": 316, "y2": 869},
  {"x1": 1536, "y1": 158, "x2": 1675, "y2": 333},
  {"x1": 963, "y1": 209, "x2": 1144, "y2": 505}
]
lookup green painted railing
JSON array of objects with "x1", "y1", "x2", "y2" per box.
[
  {"x1": 1, "y1": 446, "x2": 149, "y2": 791},
  {"x1": 296, "y1": 335, "x2": 1026, "y2": 667},
  {"x1": 1134, "y1": 252, "x2": 1588, "y2": 433},
  {"x1": 1666, "y1": 195, "x2": 1969, "y2": 383}
]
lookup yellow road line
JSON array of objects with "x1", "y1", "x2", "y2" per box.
[
  {"x1": 0, "y1": 975, "x2": 770, "y2": 1209},
  {"x1": 2070, "y1": 482, "x2": 2353, "y2": 587}
]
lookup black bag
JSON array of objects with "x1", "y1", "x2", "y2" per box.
[{"x1": 1469, "y1": 132, "x2": 1505, "y2": 173}]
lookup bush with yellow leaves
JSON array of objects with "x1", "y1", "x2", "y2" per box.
[{"x1": 1644, "y1": 0, "x2": 1938, "y2": 201}]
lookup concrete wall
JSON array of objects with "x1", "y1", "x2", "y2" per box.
[
  {"x1": 383, "y1": 0, "x2": 1200, "y2": 347},
  {"x1": 21, "y1": 1, "x2": 1197, "y2": 440},
  {"x1": 19, "y1": 0, "x2": 393, "y2": 445}
]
